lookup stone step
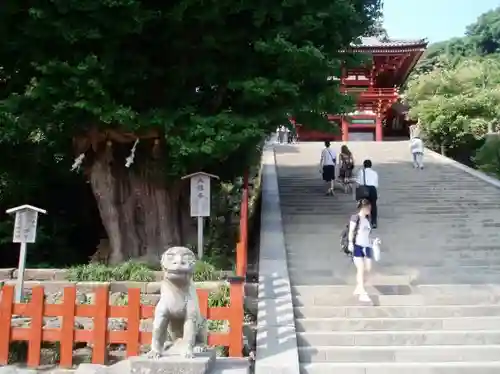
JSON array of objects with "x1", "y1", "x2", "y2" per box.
[
  {"x1": 291, "y1": 284, "x2": 500, "y2": 297},
  {"x1": 294, "y1": 305, "x2": 500, "y2": 319},
  {"x1": 299, "y1": 362, "x2": 500, "y2": 374},
  {"x1": 289, "y1": 274, "x2": 500, "y2": 286},
  {"x1": 292, "y1": 293, "x2": 500, "y2": 307},
  {"x1": 297, "y1": 331, "x2": 500, "y2": 346},
  {"x1": 298, "y1": 345, "x2": 500, "y2": 363},
  {"x1": 287, "y1": 264, "x2": 500, "y2": 275},
  {"x1": 295, "y1": 317, "x2": 500, "y2": 332},
  {"x1": 289, "y1": 274, "x2": 414, "y2": 285}
]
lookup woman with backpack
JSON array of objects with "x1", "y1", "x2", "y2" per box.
[
  {"x1": 347, "y1": 199, "x2": 379, "y2": 302},
  {"x1": 338, "y1": 145, "x2": 355, "y2": 193}
]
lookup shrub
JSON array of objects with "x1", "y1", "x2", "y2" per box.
[
  {"x1": 193, "y1": 260, "x2": 222, "y2": 282},
  {"x1": 67, "y1": 261, "x2": 154, "y2": 282},
  {"x1": 474, "y1": 135, "x2": 500, "y2": 177}
]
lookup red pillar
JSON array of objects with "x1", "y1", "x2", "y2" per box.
[
  {"x1": 236, "y1": 170, "x2": 248, "y2": 277},
  {"x1": 375, "y1": 115, "x2": 383, "y2": 141},
  {"x1": 341, "y1": 117, "x2": 348, "y2": 142}
]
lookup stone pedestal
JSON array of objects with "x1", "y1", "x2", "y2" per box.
[{"x1": 129, "y1": 349, "x2": 216, "y2": 374}]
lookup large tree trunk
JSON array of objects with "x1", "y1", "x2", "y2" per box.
[{"x1": 88, "y1": 149, "x2": 190, "y2": 265}]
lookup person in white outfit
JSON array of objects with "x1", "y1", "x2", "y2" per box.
[
  {"x1": 348, "y1": 199, "x2": 376, "y2": 302},
  {"x1": 410, "y1": 136, "x2": 424, "y2": 169}
]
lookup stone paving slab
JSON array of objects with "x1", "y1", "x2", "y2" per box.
[
  {"x1": 300, "y1": 362, "x2": 500, "y2": 374},
  {"x1": 298, "y1": 345, "x2": 500, "y2": 363},
  {"x1": 295, "y1": 317, "x2": 500, "y2": 332},
  {"x1": 274, "y1": 141, "x2": 500, "y2": 371},
  {"x1": 294, "y1": 305, "x2": 500, "y2": 319},
  {"x1": 297, "y1": 331, "x2": 500, "y2": 346}
]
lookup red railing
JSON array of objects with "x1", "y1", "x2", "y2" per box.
[
  {"x1": 0, "y1": 279, "x2": 244, "y2": 367},
  {"x1": 341, "y1": 87, "x2": 398, "y2": 96},
  {"x1": 236, "y1": 171, "x2": 249, "y2": 277}
]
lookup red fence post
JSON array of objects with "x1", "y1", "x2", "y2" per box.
[
  {"x1": 59, "y1": 287, "x2": 77, "y2": 368},
  {"x1": 126, "y1": 288, "x2": 141, "y2": 358},
  {"x1": 0, "y1": 286, "x2": 14, "y2": 365},
  {"x1": 92, "y1": 286, "x2": 109, "y2": 364},
  {"x1": 26, "y1": 287, "x2": 44, "y2": 367},
  {"x1": 236, "y1": 170, "x2": 249, "y2": 277},
  {"x1": 227, "y1": 276, "x2": 244, "y2": 357}
]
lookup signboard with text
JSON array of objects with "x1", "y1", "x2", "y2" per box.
[
  {"x1": 190, "y1": 174, "x2": 211, "y2": 217},
  {"x1": 13, "y1": 209, "x2": 39, "y2": 243}
]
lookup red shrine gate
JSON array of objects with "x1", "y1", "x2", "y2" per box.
[{"x1": 295, "y1": 37, "x2": 428, "y2": 141}]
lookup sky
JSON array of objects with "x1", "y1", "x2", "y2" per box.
[{"x1": 383, "y1": 0, "x2": 499, "y2": 43}]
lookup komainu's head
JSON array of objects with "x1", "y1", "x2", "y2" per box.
[{"x1": 161, "y1": 246, "x2": 196, "y2": 282}]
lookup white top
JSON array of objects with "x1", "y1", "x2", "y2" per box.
[
  {"x1": 349, "y1": 215, "x2": 372, "y2": 247},
  {"x1": 321, "y1": 148, "x2": 336, "y2": 166},
  {"x1": 410, "y1": 138, "x2": 424, "y2": 154},
  {"x1": 356, "y1": 168, "x2": 378, "y2": 188}
]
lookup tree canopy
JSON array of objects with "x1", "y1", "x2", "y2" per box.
[
  {"x1": 406, "y1": 6, "x2": 500, "y2": 170},
  {"x1": 0, "y1": 0, "x2": 383, "y2": 264},
  {"x1": 414, "y1": 7, "x2": 500, "y2": 75},
  {"x1": 0, "y1": 0, "x2": 381, "y2": 179}
]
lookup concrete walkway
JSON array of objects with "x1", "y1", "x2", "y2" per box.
[{"x1": 257, "y1": 141, "x2": 500, "y2": 374}]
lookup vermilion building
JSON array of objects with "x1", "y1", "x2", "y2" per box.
[{"x1": 295, "y1": 37, "x2": 428, "y2": 142}]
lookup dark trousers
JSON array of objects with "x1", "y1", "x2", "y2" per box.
[{"x1": 367, "y1": 185, "x2": 378, "y2": 225}]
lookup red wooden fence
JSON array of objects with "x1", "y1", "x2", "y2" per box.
[
  {"x1": 0, "y1": 277, "x2": 244, "y2": 368},
  {"x1": 236, "y1": 170, "x2": 249, "y2": 277}
]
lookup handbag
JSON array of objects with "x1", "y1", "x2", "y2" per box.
[
  {"x1": 355, "y1": 168, "x2": 370, "y2": 200},
  {"x1": 372, "y1": 238, "x2": 381, "y2": 262}
]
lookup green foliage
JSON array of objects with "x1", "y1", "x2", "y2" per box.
[
  {"x1": 0, "y1": 0, "x2": 381, "y2": 179},
  {"x1": 193, "y1": 261, "x2": 223, "y2": 282},
  {"x1": 475, "y1": 136, "x2": 500, "y2": 177},
  {"x1": 0, "y1": 0, "x2": 382, "y2": 267},
  {"x1": 67, "y1": 259, "x2": 226, "y2": 282},
  {"x1": 67, "y1": 261, "x2": 155, "y2": 282},
  {"x1": 414, "y1": 7, "x2": 500, "y2": 76},
  {"x1": 407, "y1": 6, "x2": 500, "y2": 171},
  {"x1": 208, "y1": 284, "x2": 231, "y2": 308},
  {"x1": 466, "y1": 7, "x2": 500, "y2": 55},
  {"x1": 407, "y1": 57, "x2": 500, "y2": 159}
]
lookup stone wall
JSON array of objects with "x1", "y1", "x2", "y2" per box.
[
  {"x1": 0, "y1": 267, "x2": 162, "y2": 282},
  {"x1": 0, "y1": 267, "x2": 224, "y2": 304}
]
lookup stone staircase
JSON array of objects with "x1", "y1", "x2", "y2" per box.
[{"x1": 275, "y1": 141, "x2": 500, "y2": 374}]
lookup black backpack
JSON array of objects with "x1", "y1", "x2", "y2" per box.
[{"x1": 340, "y1": 214, "x2": 361, "y2": 255}]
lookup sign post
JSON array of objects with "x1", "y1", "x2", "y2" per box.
[
  {"x1": 181, "y1": 172, "x2": 219, "y2": 259},
  {"x1": 6, "y1": 205, "x2": 47, "y2": 303}
]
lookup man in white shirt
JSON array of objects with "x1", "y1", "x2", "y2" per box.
[
  {"x1": 356, "y1": 159, "x2": 379, "y2": 228},
  {"x1": 410, "y1": 136, "x2": 424, "y2": 169}
]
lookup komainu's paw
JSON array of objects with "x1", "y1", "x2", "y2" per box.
[
  {"x1": 182, "y1": 347, "x2": 194, "y2": 359},
  {"x1": 193, "y1": 345, "x2": 207, "y2": 354},
  {"x1": 146, "y1": 350, "x2": 162, "y2": 359},
  {"x1": 163, "y1": 340, "x2": 173, "y2": 351}
]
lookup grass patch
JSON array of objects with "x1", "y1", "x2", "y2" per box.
[
  {"x1": 193, "y1": 261, "x2": 224, "y2": 282},
  {"x1": 67, "y1": 259, "x2": 226, "y2": 282},
  {"x1": 67, "y1": 261, "x2": 154, "y2": 282}
]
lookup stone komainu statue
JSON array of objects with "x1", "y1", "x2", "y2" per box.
[{"x1": 147, "y1": 246, "x2": 208, "y2": 359}]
